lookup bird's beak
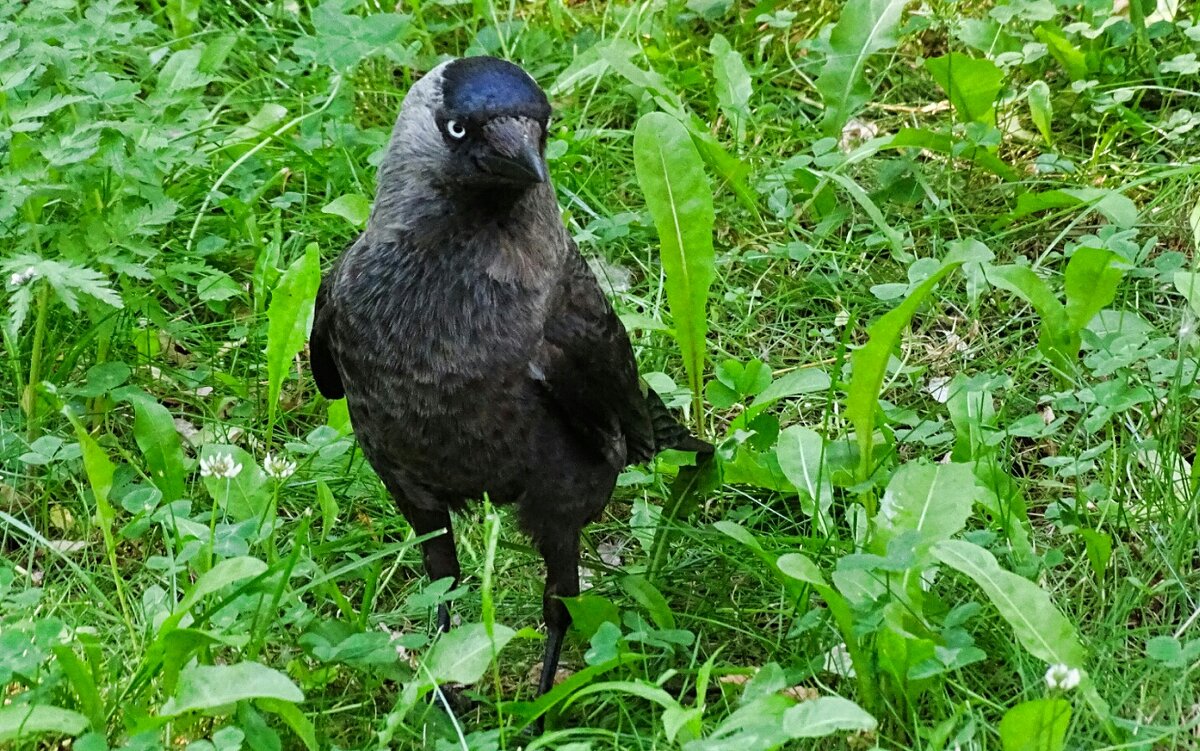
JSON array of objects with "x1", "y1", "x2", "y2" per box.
[{"x1": 480, "y1": 119, "x2": 548, "y2": 184}]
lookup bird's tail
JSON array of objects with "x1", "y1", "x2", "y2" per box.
[{"x1": 645, "y1": 387, "x2": 714, "y2": 457}]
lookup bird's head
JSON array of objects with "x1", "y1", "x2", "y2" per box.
[{"x1": 380, "y1": 57, "x2": 552, "y2": 198}]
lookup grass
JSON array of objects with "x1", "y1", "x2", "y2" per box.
[{"x1": 2, "y1": 0, "x2": 1200, "y2": 749}]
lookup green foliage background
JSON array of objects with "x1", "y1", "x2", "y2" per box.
[{"x1": 2, "y1": 0, "x2": 1199, "y2": 749}]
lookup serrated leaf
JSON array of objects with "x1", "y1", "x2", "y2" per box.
[
  {"x1": 816, "y1": 0, "x2": 907, "y2": 136},
  {"x1": 160, "y1": 662, "x2": 303, "y2": 716}
]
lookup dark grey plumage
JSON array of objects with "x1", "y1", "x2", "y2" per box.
[{"x1": 310, "y1": 56, "x2": 709, "y2": 696}]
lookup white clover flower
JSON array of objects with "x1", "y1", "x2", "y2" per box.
[
  {"x1": 200, "y1": 452, "x2": 242, "y2": 479},
  {"x1": 1044, "y1": 663, "x2": 1081, "y2": 691},
  {"x1": 263, "y1": 453, "x2": 296, "y2": 480},
  {"x1": 8, "y1": 267, "x2": 36, "y2": 287}
]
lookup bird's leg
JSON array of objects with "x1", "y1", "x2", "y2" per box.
[
  {"x1": 402, "y1": 506, "x2": 460, "y2": 633},
  {"x1": 536, "y1": 528, "x2": 581, "y2": 695}
]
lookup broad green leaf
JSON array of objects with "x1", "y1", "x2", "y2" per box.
[
  {"x1": 925, "y1": 53, "x2": 1003, "y2": 125},
  {"x1": 257, "y1": 697, "x2": 318, "y2": 751},
  {"x1": 0, "y1": 705, "x2": 88, "y2": 743},
  {"x1": 564, "y1": 680, "x2": 681, "y2": 712},
  {"x1": 267, "y1": 243, "x2": 321, "y2": 423},
  {"x1": 199, "y1": 444, "x2": 270, "y2": 522},
  {"x1": 710, "y1": 34, "x2": 753, "y2": 142},
  {"x1": 154, "y1": 47, "x2": 211, "y2": 98},
  {"x1": 888, "y1": 127, "x2": 1017, "y2": 179},
  {"x1": 66, "y1": 418, "x2": 115, "y2": 528},
  {"x1": 874, "y1": 462, "x2": 977, "y2": 560},
  {"x1": 932, "y1": 540, "x2": 1085, "y2": 667},
  {"x1": 847, "y1": 240, "x2": 992, "y2": 475},
  {"x1": 776, "y1": 552, "x2": 828, "y2": 587},
  {"x1": 1064, "y1": 247, "x2": 1124, "y2": 331},
  {"x1": 160, "y1": 662, "x2": 303, "y2": 716},
  {"x1": 713, "y1": 520, "x2": 764, "y2": 552},
  {"x1": 986, "y1": 265, "x2": 1065, "y2": 329},
  {"x1": 1190, "y1": 196, "x2": 1200, "y2": 252},
  {"x1": 423, "y1": 622, "x2": 516, "y2": 684},
  {"x1": 620, "y1": 574, "x2": 676, "y2": 630},
  {"x1": 174, "y1": 556, "x2": 268, "y2": 620},
  {"x1": 945, "y1": 373, "x2": 996, "y2": 462},
  {"x1": 166, "y1": 0, "x2": 200, "y2": 38},
  {"x1": 1034, "y1": 25, "x2": 1089, "y2": 80},
  {"x1": 226, "y1": 103, "x2": 289, "y2": 146},
  {"x1": 633, "y1": 112, "x2": 715, "y2": 416},
  {"x1": 782, "y1": 696, "x2": 877, "y2": 738},
  {"x1": 1172, "y1": 271, "x2": 1200, "y2": 317},
  {"x1": 775, "y1": 426, "x2": 832, "y2": 520},
  {"x1": 1027, "y1": 81, "x2": 1053, "y2": 144},
  {"x1": 748, "y1": 367, "x2": 831, "y2": 417},
  {"x1": 320, "y1": 195, "x2": 371, "y2": 228},
  {"x1": 1009, "y1": 189, "x2": 1138, "y2": 229},
  {"x1": 816, "y1": 0, "x2": 907, "y2": 135},
  {"x1": 52, "y1": 646, "x2": 104, "y2": 730},
  {"x1": 115, "y1": 388, "x2": 188, "y2": 502},
  {"x1": 683, "y1": 694, "x2": 794, "y2": 750},
  {"x1": 999, "y1": 698, "x2": 1071, "y2": 751}
]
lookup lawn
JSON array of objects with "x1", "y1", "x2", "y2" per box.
[{"x1": 2, "y1": 0, "x2": 1199, "y2": 749}]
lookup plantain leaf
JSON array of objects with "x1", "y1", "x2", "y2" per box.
[
  {"x1": 999, "y1": 699, "x2": 1071, "y2": 751},
  {"x1": 874, "y1": 462, "x2": 978, "y2": 561},
  {"x1": 925, "y1": 53, "x2": 1003, "y2": 125},
  {"x1": 633, "y1": 112, "x2": 715, "y2": 423},
  {"x1": 816, "y1": 0, "x2": 907, "y2": 136},
  {"x1": 160, "y1": 662, "x2": 303, "y2": 716},
  {"x1": 932, "y1": 539, "x2": 1086, "y2": 668},
  {"x1": 847, "y1": 240, "x2": 992, "y2": 476},
  {"x1": 1027, "y1": 81, "x2": 1053, "y2": 144},
  {"x1": 0, "y1": 705, "x2": 88, "y2": 743},
  {"x1": 267, "y1": 243, "x2": 321, "y2": 424}
]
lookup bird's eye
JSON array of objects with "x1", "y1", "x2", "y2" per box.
[{"x1": 445, "y1": 119, "x2": 466, "y2": 140}]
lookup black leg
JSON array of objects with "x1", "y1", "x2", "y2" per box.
[
  {"x1": 401, "y1": 504, "x2": 460, "y2": 633},
  {"x1": 536, "y1": 529, "x2": 581, "y2": 695}
]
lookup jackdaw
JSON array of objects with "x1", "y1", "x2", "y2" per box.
[{"x1": 309, "y1": 56, "x2": 710, "y2": 695}]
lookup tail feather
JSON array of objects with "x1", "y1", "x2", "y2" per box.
[{"x1": 645, "y1": 387, "x2": 713, "y2": 457}]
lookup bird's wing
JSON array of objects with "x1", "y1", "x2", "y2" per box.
[
  {"x1": 310, "y1": 245, "x2": 348, "y2": 400},
  {"x1": 535, "y1": 245, "x2": 657, "y2": 470}
]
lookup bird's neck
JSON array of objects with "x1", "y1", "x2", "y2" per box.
[{"x1": 366, "y1": 181, "x2": 566, "y2": 288}]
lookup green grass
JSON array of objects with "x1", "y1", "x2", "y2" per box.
[{"x1": 2, "y1": 0, "x2": 1200, "y2": 749}]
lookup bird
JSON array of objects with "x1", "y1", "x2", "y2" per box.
[{"x1": 309, "y1": 55, "x2": 711, "y2": 697}]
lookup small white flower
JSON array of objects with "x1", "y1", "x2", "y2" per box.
[
  {"x1": 8, "y1": 267, "x2": 36, "y2": 287},
  {"x1": 200, "y1": 452, "x2": 242, "y2": 479},
  {"x1": 263, "y1": 453, "x2": 296, "y2": 480},
  {"x1": 834, "y1": 310, "x2": 850, "y2": 327},
  {"x1": 1044, "y1": 663, "x2": 1081, "y2": 691}
]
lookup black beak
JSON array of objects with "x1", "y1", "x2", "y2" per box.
[{"x1": 480, "y1": 120, "x2": 548, "y2": 184}]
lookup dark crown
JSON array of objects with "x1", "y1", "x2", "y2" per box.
[{"x1": 440, "y1": 57, "x2": 551, "y2": 123}]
